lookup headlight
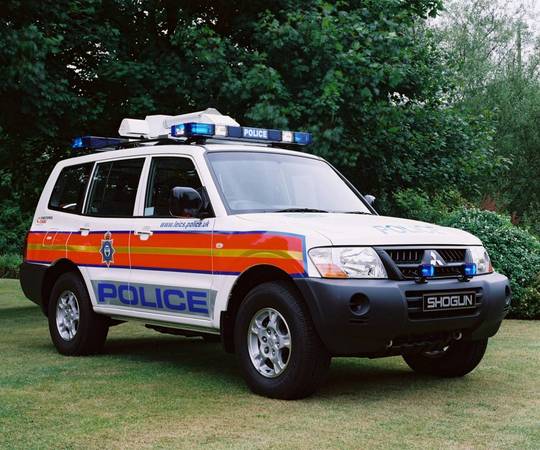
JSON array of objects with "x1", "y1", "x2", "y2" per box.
[
  {"x1": 469, "y1": 246, "x2": 493, "y2": 274},
  {"x1": 308, "y1": 247, "x2": 387, "y2": 279}
]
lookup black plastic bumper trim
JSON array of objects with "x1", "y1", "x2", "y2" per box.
[
  {"x1": 19, "y1": 262, "x2": 47, "y2": 308},
  {"x1": 295, "y1": 272, "x2": 510, "y2": 356}
]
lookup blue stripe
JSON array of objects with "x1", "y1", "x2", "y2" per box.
[{"x1": 31, "y1": 229, "x2": 305, "y2": 239}]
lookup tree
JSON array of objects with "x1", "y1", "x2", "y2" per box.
[
  {"x1": 0, "y1": 0, "x2": 497, "y2": 252},
  {"x1": 434, "y1": 0, "x2": 540, "y2": 231}
]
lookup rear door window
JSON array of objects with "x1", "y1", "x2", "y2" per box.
[
  {"x1": 48, "y1": 162, "x2": 94, "y2": 214},
  {"x1": 85, "y1": 158, "x2": 145, "y2": 217}
]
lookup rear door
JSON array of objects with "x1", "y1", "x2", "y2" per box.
[
  {"x1": 67, "y1": 157, "x2": 146, "y2": 309},
  {"x1": 129, "y1": 155, "x2": 216, "y2": 328}
]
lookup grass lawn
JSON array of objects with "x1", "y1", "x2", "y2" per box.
[{"x1": 0, "y1": 279, "x2": 538, "y2": 449}]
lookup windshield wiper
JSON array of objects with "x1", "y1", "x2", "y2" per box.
[
  {"x1": 274, "y1": 208, "x2": 329, "y2": 213},
  {"x1": 339, "y1": 211, "x2": 372, "y2": 215}
]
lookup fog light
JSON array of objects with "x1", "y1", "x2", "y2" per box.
[
  {"x1": 463, "y1": 263, "x2": 477, "y2": 277},
  {"x1": 350, "y1": 293, "x2": 370, "y2": 316},
  {"x1": 420, "y1": 264, "x2": 435, "y2": 277}
]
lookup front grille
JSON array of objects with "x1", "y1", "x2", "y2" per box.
[
  {"x1": 405, "y1": 288, "x2": 483, "y2": 320},
  {"x1": 383, "y1": 248, "x2": 467, "y2": 279},
  {"x1": 437, "y1": 248, "x2": 466, "y2": 263},
  {"x1": 385, "y1": 249, "x2": 423, "y2": 264}
]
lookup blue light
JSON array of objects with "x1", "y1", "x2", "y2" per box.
[
  {"x1": 294, "y1": 131, "x2": 312, "y2": 145},
  {"x1": 169, "y1": 122, "x2": 313, "y2": 145},
  {"x1": 171, "y1": 123, "x2": 215, "y2": 137},
  {"x1": 186, "y1": 122, "x2": 215, "y2": 136},
  {"x1": 420, "y1": 264, "x2": 435, "y2": 277},
  {"x1": 463, "y1": 263, "x2": 477, "y2": 277},
  {"x1": 171, "y1": 124, "x2": 185, "y2": 137},
  {"x1": 71, "y1": 136, "x2": 127, "y2": 150},
  {"x1": 72, "y1": 137, "x2": 83, "y2": 149}
]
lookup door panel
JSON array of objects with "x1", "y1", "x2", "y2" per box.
[
  {"x1": 71, "y1": 157, "x2": 145, "y2": 309},
  {"x1": 128, "y1": 155, "x2": 216, "y2": 326},
  {"x1": 130, "y1": 219, "x2": 216, "y2": 322}
]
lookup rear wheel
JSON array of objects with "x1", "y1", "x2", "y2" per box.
[
  {"x1": 48, "y1": 272, "x2": 109, "y2": 356},
  {"x1": 235, "y1": 281, "x2": 330, "y2": 399},
  {"x1": 402, "y1": 338, "x2": 488, "y2": 377}
]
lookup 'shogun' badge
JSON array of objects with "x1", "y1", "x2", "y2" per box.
[{"x1": 100, "y1": 231, "x2": 115, "y2": 267}]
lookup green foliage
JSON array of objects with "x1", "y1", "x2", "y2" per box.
[
  {"x1": 0, "y1": 0, "x2": 498, "y2": 252},
  {"x1": 393, "y1": 188, "x2": 468, "y2": 223},
  {"x1": 441, "y1": 209, "x2": 540, "y2": 319},
  {"x1": 435, "y1": 0, "x2": 540, "y2": 235},
  {"x1": 0, "y1": 254, "x2": 22, "y2": 279},
  {"x1": 393, "y1": 189, "x2": 540, "y2": 319},
  {"x1": 0, "y1": 199, "x2": 32, "y2": 255}
]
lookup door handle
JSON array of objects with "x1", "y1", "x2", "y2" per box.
[
  {"x1": 135, "y1": 230, "x2": 153, "y2": 241},
  {"x1": 79, "y1": 226, "x2": 90, "y2": 236}
]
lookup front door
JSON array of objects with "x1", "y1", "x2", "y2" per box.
[{"x1": 129, "y1": 155, "x2": 216, "y2": 329}]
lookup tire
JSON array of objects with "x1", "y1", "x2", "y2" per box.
[
  {"x1": 402, "y1": 338, "x2": 488, "y2": 378},
  {"x1": 234, "y1": 281, "x2": 330, "y2": 399},
  {"x1": 48, "y1": 272, "x2": 109, "y2": 356}
]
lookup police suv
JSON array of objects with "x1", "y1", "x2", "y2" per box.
[{"x1": 20, "y1": 108, "x2": 511, "y2": 399}]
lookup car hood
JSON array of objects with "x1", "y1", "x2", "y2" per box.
[{"x1": 236, "y1": 213, "x2": 481, "y2": 246}]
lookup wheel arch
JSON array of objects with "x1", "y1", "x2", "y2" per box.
[
  {"x1": 41, "y1": 259, "x2": 84, "y2": 316},
  {"x1": 220, "y1": 264, "x2": 307, "y2": 354}
]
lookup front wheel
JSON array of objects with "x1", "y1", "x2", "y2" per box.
[
  {"x1": 402, "y1": 338, "x2": 488, "y2": 377},
  {"x1": 235, "y1": 281, "x2": 330, "y2": 399}
]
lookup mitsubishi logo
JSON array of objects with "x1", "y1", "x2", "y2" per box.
[{"x1": 429, "y1": 250, "x2": 445, "y2": 267}]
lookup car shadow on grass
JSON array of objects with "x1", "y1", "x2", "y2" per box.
[
  {"x1": 89, "y1": 333, "x2": 448, "y2": 399},
  {"x1": 104, "y1": 334, "x2": 244, "y2": 383},
  {"x1": 0, "y1": 304, "x2": 41, "y2": 319},
  {"x1": 29, "y1": 322, "x2": 466, "y2": 399}
]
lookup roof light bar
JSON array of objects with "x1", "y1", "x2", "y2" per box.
[
  {"x1": 72, "y1": 136, "x2": 129, "y2": 151},
  {"x1": 170, "y1": 122, "x2": 313, "y2": 145}
]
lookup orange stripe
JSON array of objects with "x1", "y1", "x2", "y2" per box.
[
  {"x1": 130, "y1": 255, "x2": 213, "y2": 271},
  {"x1": 213, "y1": 256, "x2": 304, "y2": 274},
  {"x1": 69, "y1": 251, "x2": 130, "y2": 266},
  {"x1": 27, "y1": 249, "x2": 65, "y2": 261},
  {"x1": 140, "y1": 233, "x2": 212, "y2": 247},
  {"x1": 27, "y1": 231, "x2": 305, "y2": 275},
  {"x1": 215, "y1": 233, "x2": 303, "y2": 251}
]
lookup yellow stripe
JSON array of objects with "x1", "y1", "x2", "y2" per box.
[
  {"x1": 27, "y1": 244, "x2": 66, "y2": 251},
  {"x1": 67, "y1": 245, "x2": 102, "y2": 252},
  {"x1": 129, "y1": 247, "x2": 211, "y2": 256},
  {"x1": 214, "y1": 249, "x2": 303, "y2": 260}
]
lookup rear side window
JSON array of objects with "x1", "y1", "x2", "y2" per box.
[
  {"x1": 48, "y1": 163, "x2": 93, "y2": 214},
  {"x1": 85, "y1": 158, "x2": 145, "y2": 217}
]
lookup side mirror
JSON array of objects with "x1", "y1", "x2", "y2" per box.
[
  {"x1": 364, "y1": 194, "x2": 376, "y2": 206},
  {"x1": 169, "y1": 187, "x2": 203, "y2": 218}
]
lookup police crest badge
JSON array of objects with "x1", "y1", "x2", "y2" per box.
[{"x1": 100, "y1": 231, "x2": 115, "y2": 267}]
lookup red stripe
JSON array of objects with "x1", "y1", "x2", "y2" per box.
[{"x1": 27, "y1": 230, "x2": 305, "y2": 275}]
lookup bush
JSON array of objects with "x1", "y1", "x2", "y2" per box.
[
  {"x1": 0, "y1": 254, "x2": 22, "y2": 279},
  {"x1": 392, "y1": 190, "x2": 540, "y2": 319},
  {"x1": 0, "y1": 199, "x2": 33, "y2": 255},
  {"x1": 441, "y1": 209, "x2": 540, "y2": 319},
  {"x1": 392, "y1": 188, "x2": 468, "y2": 224}
]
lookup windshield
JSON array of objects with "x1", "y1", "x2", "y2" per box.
[{"x1": 207, "y1": 151, "x2": 371, "y2": 214}]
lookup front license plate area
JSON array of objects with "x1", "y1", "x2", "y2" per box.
[{"x1": 423, "y1": 291, "x2": 476, "y2": 312}]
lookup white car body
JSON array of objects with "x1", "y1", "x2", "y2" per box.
[{"x1": 24, "y1": 142, "x2": 482, "y2": 334}]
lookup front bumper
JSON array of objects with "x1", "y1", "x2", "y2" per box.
[{"x1": 295, "y1": 272, "x2": 510, "y2": 356}]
